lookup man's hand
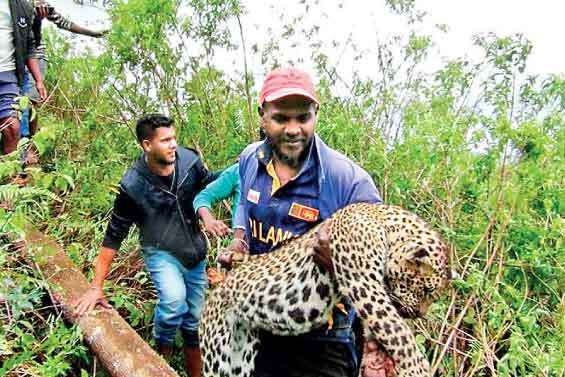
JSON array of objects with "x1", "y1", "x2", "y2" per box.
[
  {"x1": 313, "y1": 222, "x2": 334, "y2": 275},
  {"x1": 73, "y1": 286, "x2": 111, "y2": 316},
  {"x1": 34, "y1": 1, "x2": 51, "y2": 18},
  {"x1": 93, "y1": 29, "x2": 110, "y2": 38},
  {"x1": 226, "y1": 238, "x2": 248, "y2": 253},
  {"x1": 203, "y1": 218, "x2": 231, "y2": 237},
  {"x1": 35, "y1": 81, "x2": 47, "y2": 102},
  {"x1": 219, "y1": 239, "x2": 248, "y2": 269},
  {"x1": 361, "y1": 340, "x2": 396, "y2": 377},
  {"x1": 219, "y1": 228, "x2": 248, "y2": 270},
  {"x1": 225, "y1": 228, "x2": 248, "y2": 253},
  {"x1": 217, "y1": 250, "x2": 234, "y2": 270},
  {"x1": 198, "y1": 207, "x2": 231, "y2": 237}
]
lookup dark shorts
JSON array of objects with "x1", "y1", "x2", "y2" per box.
[
  {"x1": 254, "y1": 333, "x2": 355, "y2": 377},
  {"x1": 0, "y1": 78, "x2": 19, "y2": 120}
]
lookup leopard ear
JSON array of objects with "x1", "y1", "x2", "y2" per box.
[{"x1": 405, "y1": 247, "x2": 434, "y2": 273}]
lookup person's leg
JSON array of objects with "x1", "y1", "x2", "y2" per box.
[
  {"x1": 1, "y1": 116, "x2": 20, "y2": 154},
  {"x1": 143, "y1": 248, "x2": 189, "y2": 352},
  {"x1": 26, "y1": 59, "x2": 47, "y2": 137},
  {"x1": 23, "y1": 101, "x2": 39, "y2": 165},
  {"x1": 23, "y1": 60, "x2": 46, "y2": 165},
  {"x1": 181, "y1": 259, "x2": 207, "y2": 377}
]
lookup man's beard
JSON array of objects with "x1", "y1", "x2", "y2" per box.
[
  {"x1": 267, "y1": 135, "x2": 312, "y2": 169},
  {"x1": 155, "y1": 154, "x2": 175, "y2": 166}
]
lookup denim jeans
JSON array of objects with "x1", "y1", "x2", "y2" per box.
[
  {"x1": 142, "y1": 247, "x2": 207, "y2": 347},
  {"x1": 19, "y1": 70, "x2": 30, "y2": 136},
  {"x1": 19, "y1": 60, "x2": 47, "y2": 137}
]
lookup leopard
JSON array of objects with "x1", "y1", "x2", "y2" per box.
[{"x1": 199, "y1": 203, "x2": 450, "y2": 377}]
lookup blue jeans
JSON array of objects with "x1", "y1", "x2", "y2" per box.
[
  {"x1": 142, "y1": 247, "x2": 207, "y2": 347},
  {"x1": 20, "y1": 60, "x2": 47, "y2": 137},
  {"x1": 19, "y1": 70, "x2": 30, "y2": 136}
]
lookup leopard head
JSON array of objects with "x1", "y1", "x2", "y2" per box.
[{"x1": 385, "y1": 236, "x2": 450, "y2": 318}]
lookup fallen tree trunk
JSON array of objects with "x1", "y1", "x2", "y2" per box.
[{"x1": 24, "y1": 229, "x2": 179, "y2": 377}]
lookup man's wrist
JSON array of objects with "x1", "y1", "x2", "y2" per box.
[
  {"x1": 232, "y1": 237, "x2": 248, "y2": 250},
  {"x1": 233, "y1": 228, "x2": 245, "y2": 238},
  {"x1": 197, "y1": 206, "x2": 214, "y2": 221}
]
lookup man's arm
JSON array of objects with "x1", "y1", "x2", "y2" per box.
[
  {"x1": 194, "y1": 163, "x2": 239, "y2": 236},
  {"x1": 73, "y1": 246, "x2": 115, "y2": 316},
  {"x1": 23, "y1": 10, "x2": 45, "y2": 101},
  {"x1": 219, "y1": 161, "x2": 248, "y2": 267},
  {"x1": 312, "y1": 165, "x2": 382, "y2": 273},
  {"x1": 72, "y1": 187, "x2": 138, "y2": 315},
  {"x1": 36, "y1": 2, "x2": 108, "y2": 38},
  {"x1": 232, "y1": 200, "x2": 247, "y2": 233},
  {"x1": 197, "y1": 207, "x2": 231, "y2": 237},
  {"x1": 193, "y1": 163, "x2": 238, "y2": 210},
  {"x1": 67, "y1": 22, "x2": 108, "y2": 38},
  {"x1": 226, "y1": 159, "x2": 248, "y2": 253},
  {"x1": 25, "y1": 58, "x2": 46, "y2": 101}
]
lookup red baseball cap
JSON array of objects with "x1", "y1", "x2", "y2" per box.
[{"x1": 258, "y1": 67, "x2": 319, "y2": 106}]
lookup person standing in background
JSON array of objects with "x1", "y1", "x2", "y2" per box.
[
  {"x1": 1, "y1": 0, "x2": 45, "y2": 155},
  {"x1": 20, "y1": 0, "x2": 108, "y2": 164}
]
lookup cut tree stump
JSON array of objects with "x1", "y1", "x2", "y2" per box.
[{"x1": 24, "y1": 229, "x2": 179, "y2": 377}]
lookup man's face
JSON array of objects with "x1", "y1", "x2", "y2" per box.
[
  {"x1": 142, "y1": 126, "x2": 177, "y2": 165},
  {"x1": 261, "y1": 95, "x2": 317, "y2": 169}
]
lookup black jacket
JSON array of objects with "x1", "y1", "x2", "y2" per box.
[
  {"x1": 103, "y1": 147, "x2": 217, "y2": 267},
  {"x1": 9, "y1": 0, "x2": 38, "y2": 86}
]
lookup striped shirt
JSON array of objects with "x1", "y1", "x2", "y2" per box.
[{"x1": 31, "y1": 2, "x2": 73, "y2": 61}]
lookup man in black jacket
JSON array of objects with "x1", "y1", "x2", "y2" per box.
[
  {"x1": 74, "y1": 114, "x2": 215, "y2": 377},
  {"x1": 1, "y1": 0, "x2": 46, "y2": 154}
]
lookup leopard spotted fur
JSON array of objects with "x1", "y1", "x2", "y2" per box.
[{"x1": 200, "y1": 203, "x2": 450, "y2": 377}]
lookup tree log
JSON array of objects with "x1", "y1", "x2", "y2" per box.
[{"x1": 24, "y1": 229, "x2": 179, "y2": 377}]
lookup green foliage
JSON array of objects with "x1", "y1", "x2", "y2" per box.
[
  {"x1": 1, "y1": 1, "x2": 563, "y2": 376},
  {"x1": 384, "y1": 0, "x2": 416, "y2": 14}
]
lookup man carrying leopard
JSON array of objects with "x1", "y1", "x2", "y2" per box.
[
  {"x1": 221, "y1": 67, "x2": 394, "y2": 377},
  {"x1": 201, "y1": 202, "x2": 450, "y2": 377}
]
